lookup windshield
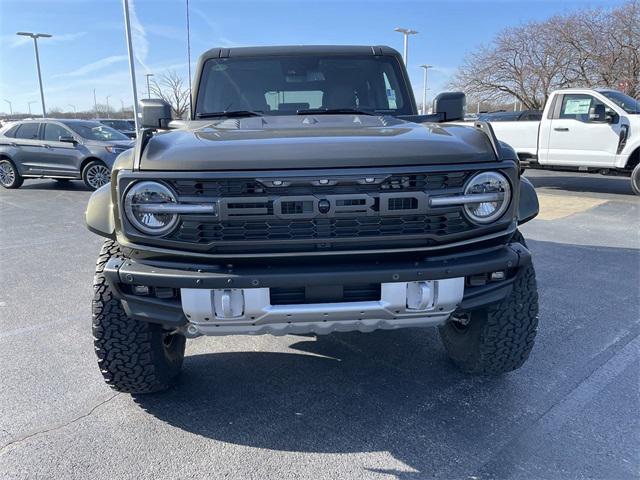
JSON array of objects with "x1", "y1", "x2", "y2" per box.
[
  {"x1": 195, "y1": 55, "x2": 413, "y2": 116},
  {"x1": 67, "y1": 122, "x2": 130, "y2": 141},
  {"x1": 102, "y1": 120, "x2": 133, "y2": 130},
  {"x1": 599, "y1": 90, "x2": 640, "y2": 114}
]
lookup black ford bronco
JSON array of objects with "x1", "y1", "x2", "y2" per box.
[{"x1": 86, "y1": 46, "x2": 540, "y2": 393}]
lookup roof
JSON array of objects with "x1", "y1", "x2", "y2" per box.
[{"x1": 199, "y1": 45, "x2": 401, "y2": 60}]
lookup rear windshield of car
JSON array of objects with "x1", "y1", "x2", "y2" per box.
[
  {"x1": 66, "y1": 122, "x2": 129, "y2": 141},
  {"x1": 195, "y1": 55, "x2": 413, "y2": 116}
]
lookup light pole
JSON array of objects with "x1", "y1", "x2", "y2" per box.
[
  {"x1": 28, "y1": 101, "x2": 37, "y2": 115},
  {"x1": 186, "y1": 0, "x2": 193, "y2": 117},
  {"x1": 120, "y1": 98, "x2": 125, "y2": 113},
  {"x1": 123, "y1": 0, "x2": 141, "y2": 131},
  {"x1": 106, "y1": 95, "x2": 111, "y2": 118},
  {"x1": 4, "y1": 100, "x2": 12, "y2": 116},
  {"x1": 419, "y1": 65, "x2": 432, "y2": 115},
  {"x1": 394, "y1": 27, "x2": 418, "y2": 66},
  {"x1": 93, "y1": 89, "x2": 98, "y2": 117},
  {"x1": 16, "y1": 32, "x2": 52, "y2": 117},
  {"x1": 145, "y1": 73, "x2": 154, "y2": 99},
  {"x1": 68, "y1": 104, "x2": 76, "y2": 115}
]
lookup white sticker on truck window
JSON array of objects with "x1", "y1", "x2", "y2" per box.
[{"x1": 564, "y1": 98, "x2": 591, "y2": 115}]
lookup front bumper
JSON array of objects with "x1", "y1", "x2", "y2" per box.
[{"x1": 103, "y1": 242, "x2": 531, "y2": 336}]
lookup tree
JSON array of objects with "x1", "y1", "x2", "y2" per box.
[
  {"x1": 451, "y1": 1, "x2": 640, "y2": 108},
  {"x1": 150, "y1": 70, "x2": 191, "y2": 119}
]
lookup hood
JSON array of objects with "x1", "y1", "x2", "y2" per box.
[{"x1": 139, "y1": 115, "x2": 498, "y2": 171}]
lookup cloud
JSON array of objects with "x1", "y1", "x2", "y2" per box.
[
  {"x1": 3, "y1": 32, "x2": 87, "y2": 48},
  {"x1": 128, "y1": 0, "x2": 149, "y2": 72},
  {"x1": 190, "y1": 7, "x2": 242, "y2": 47},
  {"x1": 52, "y1": 55, "x2": 128, "y2": 78}
]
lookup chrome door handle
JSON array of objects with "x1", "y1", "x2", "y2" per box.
[
  {"x1": 554, "y1": 127, "x2": 569, "y2": 132},
  {"x1": 43, "y1": 144, "x2": 52, "y2": 149}
]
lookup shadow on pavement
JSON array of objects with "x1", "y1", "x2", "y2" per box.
[
  {"x1": 19, "y1": 179, "x2": 92, "y2": 192},
  {"x1": 133, "y1": 239, "x2": 640, "y2": 479},
  {"x1": 525, "y1": 171, "x2": 634, "y2": 196}
]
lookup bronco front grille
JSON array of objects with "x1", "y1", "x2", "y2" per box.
[{"x1": 119, "y1": 168, "x2": 512, "y2": 255}]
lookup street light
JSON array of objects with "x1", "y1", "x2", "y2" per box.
[
  {"x1": 4, "y1": 100, "x2": 12, "y2": 116},
  {"x1": 122, "y1": 0, "x2": 140, "y2": 131},
  {"x1": 16, "y1": 32, "x2": 52, "y2": 117},
  {"x1": 419, "y1": 65, "x2": 432, "y2": 115},
  {"x1": 145, "y1": 73, "x2": 154, "y2": 99},
  {"x1": 68, "y1": 104, "x2": 77, "y2": 115},
  {"x1": 28, "y1": 101, "x2": 37, "y2": 115},
  {"x1": 394, "y1": 27, "x2": 418, "y2": 66},
  {"x1": 106, "y1": 95, "x2": 111, "y2": 118}
]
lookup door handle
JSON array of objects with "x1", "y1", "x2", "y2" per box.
[
  {"x1": 554, "y1": 127, "x2": 569, "y2": 132},
  {"x1": 43, "y1": 144, "x2": 52, "y2": 149}
]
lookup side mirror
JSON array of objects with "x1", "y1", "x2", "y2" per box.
[
  {"x1": 606, "y1": 112, "x2": 619, "y2": 124},
  {"x1": 432, "y1": 92, "x2": 466, "y2": 122},
  {"x1": 58, "y1": 135, "x2": 77, "y2": 144},
  {"x1": 139, "y1": 98, "x2": 173, "y2": 129}
]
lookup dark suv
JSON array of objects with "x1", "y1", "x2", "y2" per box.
[
  {"x1": 86, "y1": 45, "x2": 540, "y2": 393},
  {"x1": 0, "y1": 119, "x2": 133, "y2": 190}
]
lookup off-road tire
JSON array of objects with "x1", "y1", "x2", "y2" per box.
[
  {"x1": 438, "y1": 231, "x2": 539, "y2": 374},
  {"x1": 0, "y1": 159, "x2": 23, "y2": 189},
  {"x1": 631, "y1": 163, "x2": 640, "y2": 196},
  {"x1": 92, "y1": 240, "x2": 186, "y2": 393}
]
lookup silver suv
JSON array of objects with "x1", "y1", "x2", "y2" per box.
[{"x1": 0, "y1": 119, "x2": 134, "y2": 190}]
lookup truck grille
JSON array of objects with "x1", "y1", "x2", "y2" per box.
[{"x1": 142, "y1": 170, "x2": 485, "y2": 254}]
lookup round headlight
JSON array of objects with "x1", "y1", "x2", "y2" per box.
[
  {"x1": 463, "y1": 171, "x2": 511, "y2": 224},
  {"x1": 124, "y1": 181, "x2": 179, "y2": 236}
]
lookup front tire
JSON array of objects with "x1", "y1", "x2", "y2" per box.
[
  {"x1": 82, "y1": 160, "x2": 111, "y2": 190},
  {"x1": 438, "y1": 231, "x2": 539, "y2": 374},
  {"x1": 92, "y1": 240, "x2": 186, "y2": 393},
  {"x1": 0, "y1": 159, "x2": 23, "y2": 189},
  {"x1": 631, "y1": 163, "x2": 640, "y2": 196}
]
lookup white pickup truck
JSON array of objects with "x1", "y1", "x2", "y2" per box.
[{"x1": 488, "y1": 88, "x2": 640, "y2": 194}]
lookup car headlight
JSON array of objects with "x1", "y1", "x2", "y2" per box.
[
  {"x1": 124, "y1": 181, "x2": 179, "y2": 236},
  {"x1": 463, "y1": 171, "x2": 511, "y2": 224}
]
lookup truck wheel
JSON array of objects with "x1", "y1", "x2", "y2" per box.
[
  {"x1": 0, "y1": 159, "x2": 24, "y2": 189},
  {"x1": 631, "y1": 163, "x2": 640, "y2": 196},
  {"x1": 438, "y1": 231, "x2": 539, "y2": 374},
  {"x1": 92, "y1": 240, "x2": 186, "y2": 393},
  {"x1": 82, "y1": 160, "x2": 111, "y2": 190}
]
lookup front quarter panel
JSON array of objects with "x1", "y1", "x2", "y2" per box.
[
  {"x1": 517, "y1": 176, "x2": 539, "y2": 225},
  {"x1": 85, "y1": 183, "x2": 115, "y2": 238}
]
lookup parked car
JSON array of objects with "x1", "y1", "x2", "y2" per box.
[
  {"x1": 96, "y1": 118, "x2": 137, "y2": 138},
  {"x1": 488, "y1": 88, "x2": 640, "y2": 194},
  {"x1": 0, "y1": 119, "x2": 134, "y2": 190},
  {"x1": 478, "y1": 110, "x2": 542, "y2": 122},
  {"x1": 85, "y1": 45, "x2": 540, "y2": 393}
]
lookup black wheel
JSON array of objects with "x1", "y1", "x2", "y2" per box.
[
  {"x1": 82, "y1": 160, "x2": 111, "y2": 190},
  {"x1": 0, "y1": 158, "x2": 23, "y2": 189},
  {"x1": 631, "y1": 163, "x2": 640, "y2": 196},
  {"x1": 92, "y1": 240, "x2": 186, "y2": 393},
  {"x1": 438, "y1": 230, "x2": 539, "y2": 375}
]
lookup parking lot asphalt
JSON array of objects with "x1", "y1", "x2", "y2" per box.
[{"x1": 0, "y1": 170, "x2": 638, "y2": 480}]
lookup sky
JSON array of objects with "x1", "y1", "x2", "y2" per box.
[{"x1": 0, "y1": 0, "x2": 630, "y2": 116}]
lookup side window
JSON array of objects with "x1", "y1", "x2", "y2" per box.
[
  {"x1": 559, "y1": 94, "x2": 614, "y2": 123},
  {"x1": 14, "y1": 123, "x2": 41, "y2": 140},
  {"x1": 43, "y1": 123, "x2": 71, "y2": 142},
  {"x1": 3, "y1": 125, "x2": 19, "y2": 138}
]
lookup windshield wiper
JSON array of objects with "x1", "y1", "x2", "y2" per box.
[
  {"x1": 296, "y1": 108, "x2": 375, "y2": 116},
  {"x1": 196, "y1": 110, "x2": 263, "y2": 119}
]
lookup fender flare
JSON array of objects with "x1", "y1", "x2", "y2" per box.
[
  {"x1": 517, "y1": 176, "x2": 539, "y2": 225},
  {"x1": 85, "y1": 183, "x2": 115, "y2": 238}
]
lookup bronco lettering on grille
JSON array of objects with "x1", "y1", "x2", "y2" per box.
[{"x1": 216, "y1": 192, "x2": 429, "y2": 220}]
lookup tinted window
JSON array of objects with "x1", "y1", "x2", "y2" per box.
[
  {"x1": 43, "y1": 123, "x2": 71, "y2": 141},
  {"x1": 196, "y1": 55, "x2": 412, "y2": 116},
  {"x1": 3, "y1": 125, "x2": 19, "y2": 138},
  {"x1": 66, "y1": 122, "x2": 129, "y2": 141},
  {"x1": 14, "y1": 123, "x2": 40, "y2": 140},
  {"x1": 100, "y1": 120, "x2": 132, "y2": 130}
]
